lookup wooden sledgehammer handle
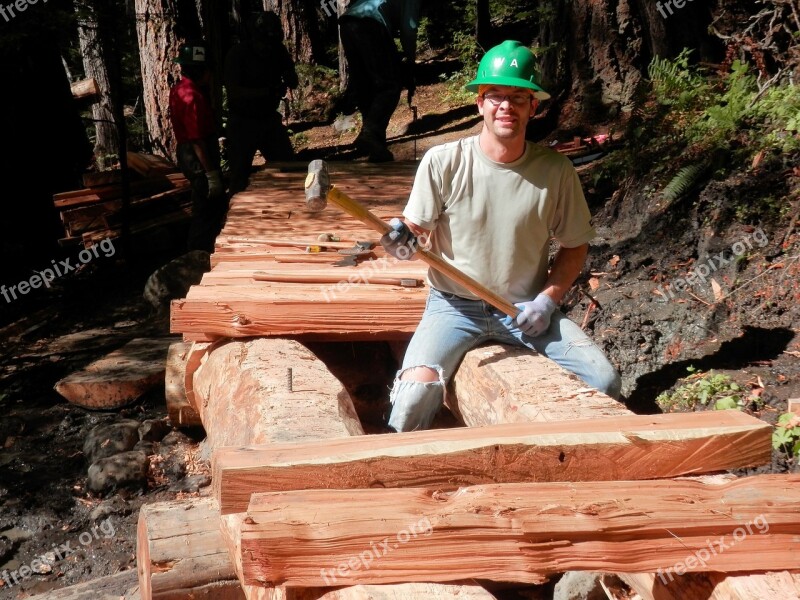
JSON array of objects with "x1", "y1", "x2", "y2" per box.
[{"x1": 326, "y1": 186, "x2": 520, "y2": 318}]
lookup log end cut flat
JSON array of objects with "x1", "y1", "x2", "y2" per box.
[{"x1": 55, "y1": 338, "x2": 175, "y2": 409}]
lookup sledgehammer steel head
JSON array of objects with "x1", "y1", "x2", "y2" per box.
[{"x1": 305, "y1": 159, "x2": 330, "y2": 212}]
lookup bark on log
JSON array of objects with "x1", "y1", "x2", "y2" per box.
[
  {"x1": 449, "y1": 344, "x2": 630, "y2": 426},
  {"x1": 70, "y1": 78, "x2": 100, "y2": 102},
  {"x1": 213, "y1": 410, "x2": 770, "y2": 515},
  {"x1": 137, "y1": 497, "x2": 245, "y2": 600},
  {"x1": 165, "y1": 341, "x2": 201, "y2": 426},
  {"x1": 191, "y1": 338, "x2": 363, "y2": 447},
  {"x1": 240, "y1": 475, "x2": 800, "y2": 587}
]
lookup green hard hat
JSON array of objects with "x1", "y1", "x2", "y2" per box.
[
  {"x1": 466, "y1": 40, "x2": 550, "y2": 100},
  {"x1": 174, "y1": 43, "x2": 208, "y2": 66}
]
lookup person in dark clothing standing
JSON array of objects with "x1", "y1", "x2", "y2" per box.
[
  {"x1": 224, "y1": 11, "x2": 299, "y2": 194},
  {"x1": 169, "y1": 43, "x2": 226, "y2": 253},
  {"x1": 337, "y1": 0, "x2": 421, "y2": 162}
]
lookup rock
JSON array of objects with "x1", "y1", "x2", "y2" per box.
[
  {"x1": 83, "y1": 421, "x2": 140, "y2": 464},
  {"x1": 333, "y1": 113, "x2": 358, "y2": 133},
  {"x1": 143, "y1": 250, "x2": 210, "y2": 313},
  {"x1": 87, "y1": 451, "x2": 149, "y2": 493},
  {"x1": 0, "y1": 534, "x2": 17, "y2": 564},
  {"x1": 168, "y1": 474, "x2": 211, "y2": 493},
  {"x1": 139, "y1": 418, "x2": 170, "y2": 442},
  {"x1": 89, "y1": 496, "x2": 129, "y2": 522},
  {"x1": 133, "y1": 440, "x2": 156, "y2": 455},
  {"x1": 160, "y1": 430, "x2": 194, "y2": 446},
  {"x1": 553, "y1": 571, "x2": 607, "y2": 600}
]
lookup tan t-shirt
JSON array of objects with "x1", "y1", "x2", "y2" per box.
[{"x1": 403, "y1": 135, "x2": 596, "y2": 303}]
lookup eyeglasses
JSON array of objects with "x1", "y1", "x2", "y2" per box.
[{"x1": 481, "y1": 92, "x2": 534, "y2": 106}]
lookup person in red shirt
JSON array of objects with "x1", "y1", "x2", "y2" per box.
[{"x1": 169, "y1": 43, "x2": 226, "y2": 252}]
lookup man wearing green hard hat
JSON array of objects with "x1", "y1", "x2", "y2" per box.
[{"x1": 380, "y1": 40, "x2": 620, "y2": 432}]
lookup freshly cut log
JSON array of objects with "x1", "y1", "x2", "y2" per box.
[
  {"x1": 137, "y1": 497, "x2": 245, "y2": 600},
  {"x1": 70, "y1": 77, "x2": 100, "y2": 102},
  {"x1": 191, "y1": 338, "x2": 363, "y2": 447},
  {"x1": 165, "y1": 341, "x2": 201, "y2": 426},
  {"x1": 290, "y1": 584, "x2": 498, "y2": 600},
  {"x1": 54, "y1": 338, "x2": 175, "y2": 409},
  {"x1": 212, "y1": 410, "x2": 771, "y2": 515},
  {"x1": 449, "y1": 343, "x2": 795, "y2": 600},
  {"x1": 449, "y1": 344, "x2": 630, "y2": 425},
  {"x1": 240, "y1": 475, "x2": 800, "y2": 587},
  {"x1": 220, "y1": 513, "x2": 290, "y2": 600},
  {"x1": 620, "y1": 571, "x2": 800, "y2": 600}
]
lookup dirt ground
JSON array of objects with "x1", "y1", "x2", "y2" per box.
[{"x1": 1, "y1": 73, "x2": 799, "y2": 599}]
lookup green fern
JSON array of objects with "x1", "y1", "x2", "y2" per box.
[{"x1": 662, "y1": 163, "x2": 706, "y2": 202}]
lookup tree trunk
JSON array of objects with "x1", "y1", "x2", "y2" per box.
[
  {"x1": 135, "y1": 0, "x2": 183, "y2": 158},
  {"x1": 262, "y1": 0, "x2": 321, "y2": 62},
  {"x1": 337, "y1": 0, "x2": 350, "y2": 91},
  {"x1": 534, "y1": 0, "x2": 645, "y2": 124},
  {"x1": 76, "y1": 0, "x2": 119, "y2": 170}
]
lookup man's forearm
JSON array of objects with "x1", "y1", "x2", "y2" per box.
[{"x1": 540, "y1": 243, "x2": 588, "y2": 304}]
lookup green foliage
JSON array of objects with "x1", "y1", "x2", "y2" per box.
[
  {"x1": 438, "y1": 31, "x2": 482, "y2": 106},
  {"x1": 772, "y1": 413, "x2": 800, "y2": 456},
  {"x1": 649, "y1": 49, "x2": 709, "y2": 112},
  {"x1": 656, "y1": 366, "x2": 745, "y2": 412},
  {"x1": 749, "y1": 83, "x2": 800, "y2": 153},
  {"x1": 662, "y1": 163, "x2": 706, "y2": 202}
]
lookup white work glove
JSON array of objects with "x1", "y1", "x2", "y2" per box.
[
  {"x1": 206, "y1": 170, "x2": 224, "y2": 198},
  {"x1": 380, "y1": 218, "x2": 418, "y2": 260},
  {"x1": 503, "y1": 293, "x2": 557, "y2": 337}
]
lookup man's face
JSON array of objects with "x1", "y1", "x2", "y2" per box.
[{"x1": 477, "y1": 85, "x2": 537, "y2": 140}]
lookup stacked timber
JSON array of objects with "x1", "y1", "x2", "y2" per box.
[
  {"x1": 54, "y1": 152, "x2": 190, "y2": 248},
  {"x1": 170, "y1": 163, "x2": 427, "y2": 343},
  {"x1": 158, "y1": 163, "x2": 799, "y2": 599}
]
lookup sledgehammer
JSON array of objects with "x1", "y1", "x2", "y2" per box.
[{"x1": 304, "y1": 159, "x2": 520, "y2": 318}]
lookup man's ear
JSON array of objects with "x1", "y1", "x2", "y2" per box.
[{"x1": 477, "y1": 96, "x2": 485, "y2": 116}]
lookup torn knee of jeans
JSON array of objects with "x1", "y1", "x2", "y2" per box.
[{"x1": 396, "y1": 364, "x2": 444, "y2": 384}]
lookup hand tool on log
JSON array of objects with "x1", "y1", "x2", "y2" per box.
[
  {"x1": 224, "y1": 236, "x2": 375, "y2": 250},
  {"x1": 304, "y1": 159, "x2": 520, "y2": 318},
  {"x1": 253, "y1": 271, "x2": 421, "y2": 287}
]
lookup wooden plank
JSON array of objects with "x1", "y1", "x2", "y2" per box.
[
  {"x1": 137, "y1": 497, "x2": 245, "y2": 600},
  {"x1": 53, "y1": 173, "x2": 187, "y2": 209},
  {"x1": 170, "y1": 284, "x2": 425, "y2": 341},
  {"x1": 449, "y1": 343, "x2": 797, "y2": 599},
  {"x1": 54, "y1": 338, "x2": 175, "y2": 409},
  {"x1": 240, "y1": 475, "x2": 800, "y2": 587},
  {"x1": 212, "y1": 410, "x2": 771, "y2": 515},
  {"x1": 171, "y1": 163, "x2": 426, "y2": 341}
]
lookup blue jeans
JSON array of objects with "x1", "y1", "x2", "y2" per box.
[{"x1": 388, "y1": 288, "x2": 622, "y2": 432}]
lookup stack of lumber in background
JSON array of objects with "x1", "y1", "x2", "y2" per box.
[{"x1": 54, "y1": 152, "x2": 190, "y2": 248}]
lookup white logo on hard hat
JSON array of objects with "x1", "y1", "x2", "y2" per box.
[
  {"x1": 510, "y1": 58, "x2": 519, "y2": 68},
  {"x1": 493, "y1": 57, "x2": 505, "y2": 69},
  {"x1": 192, "y1": 47, "x2": 206, "y2": 62}
]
